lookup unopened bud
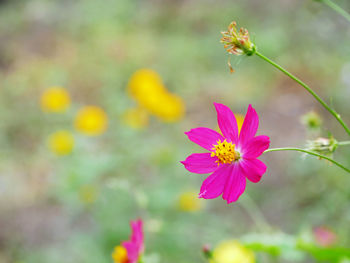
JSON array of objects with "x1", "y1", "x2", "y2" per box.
[{"x1": 202, "y1": 244, "x2": 213, "y2": 259}]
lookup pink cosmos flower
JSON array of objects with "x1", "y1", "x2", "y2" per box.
[
  {"x1": 181, "y1": 103, "x2": 270, "y2": 204},
  {"x1": 313, "y1": 226, "x2": 337, "y2": 247},
  {"x1": 112, "y1": 219, "x2": 144, "y2": 263}
]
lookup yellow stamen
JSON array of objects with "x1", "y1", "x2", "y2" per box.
[
  {"x1": 211, "y1": 139, "x2": 240, "y2": 165},
  {"x1": 112, "y1": 246, "x2": 128, "y2": 263}
]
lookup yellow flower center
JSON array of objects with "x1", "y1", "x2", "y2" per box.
[
  {"x1": 112, "y1": 246, "x2": 128, "y2": 263},
  {"x1": 211, "y1": 139, "x2": 240, "y2": 165}
]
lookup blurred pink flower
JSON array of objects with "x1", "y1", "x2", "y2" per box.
[
  {"x1": 313, "y1": 226, "x2": 337, "y2": 247},
  {"x1": 112, "y1": 219, "x2": 144, "y2": 263},
  {"x1": 181, "y1": 103, "x2": 270, "y2": 204}
]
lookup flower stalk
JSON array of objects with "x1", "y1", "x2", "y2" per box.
[
  {"x1": 264, "y1": 147, "x2": 350, "y2": 174},
  {"x1": 255, "y1": 51, "x2": 350, "y2": 137},
  {"x1": 338, "y1": 140, "x2": 350, "y2": 146},
  {"x1": 317, "y1": 0, "x2": 350, "y2": 23}
]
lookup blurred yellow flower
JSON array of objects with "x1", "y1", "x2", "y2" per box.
[
  {"x1": 210, "y1": 240, "x2": 255, "y2": 263},
  {"x1": 40, "y1": 86, "x2": 71, "y2": 113},
  {"x1": 148, "y1": 92, "x2": 185, "y2": 122},
  {"x1": 217, "y1": 113, "x2": 244, "y2": 135},
  {"x1": 79, "y1": 184, "x2": 98, "y2": 204},
  {"x1": 74, "y1": 106, "x2": 108, "y2": 136},
  {"x1": 48, "y1": 130, "x2": 74, "y2": 155},
  {"x1": 122, "y1": 107, "x2": 149, "y2": 129},
  {"x1": 128, "y1": 69, "x2": 166, "y2": 100},
  {"x1": 112, "y1": 246, "x2": 128, "y2": 263},
  {"x1": 236, "y1": 114, "x2": 244, "y2": 133},
  {"x1": 178, "y1": 191, "x2": 203, "y2": 212},
  {"x1": 128, "y1": 69, "x2": 185, "y2": 122}
]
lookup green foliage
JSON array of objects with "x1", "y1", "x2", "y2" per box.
[{"x1": 0, "y1": 0, "x2": 350, "y2": 263}]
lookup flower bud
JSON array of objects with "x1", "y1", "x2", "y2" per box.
[
  {"x1": 301, "y1": 111, "x2": 323, "y2": 131},
  {"x1": 306, "y1": 136, "x2": 338, "y2": 157},
  {"x1": 221, "y1": 21, "x2": 256, "y2": 56},
  {"x1": 202, "y1": 244, "x2": 213, "y2": 259}
]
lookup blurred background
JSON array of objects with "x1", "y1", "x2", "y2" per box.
[{"x1": 1, "y1": 0, "x2": 350, "y2": 262}]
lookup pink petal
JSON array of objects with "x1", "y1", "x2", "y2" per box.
[
  {"x1": 185, "y1": 127, "x2": 224, "y2": 151},
  {"x1": 240, "y1": 158, "x2": 267, "y2": 183},
  {"x1": 122, "y1": 219, "x2": 144, "y2": 262},
  {"x1": 122, "y1": 241, "x2": 139, "y2": 263},
  {"x1": 239, "y1": 105, "x2": 259, "y2": 147},
  {"x1": 242, "y1": 135, "x2": 270, "y2": 159},
  {"x1": 199, "y1": 164, "x2": 231, "y2": 199},
  {"x1": 222, "y1": 164, "x2": 246, "y2": 204},
  {"x1": 214, "y1": 102, "x2": 239, "y2": 144},
  {"x1": 181, "y1": 153, "x2": 218, "y2": 174},
  {"x1": 130, "y1": 220, "x2": 144, "y2": 254}
]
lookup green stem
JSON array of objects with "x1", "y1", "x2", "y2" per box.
[
  {"x1": 320, "y1": 0, "x2": 350, "y2": 23},
  {"x1": 338, "y1": 140, "x2": 350, "y2": 146},
  {"x1": 264, "y1": 147, "x2": 350, "y2": 174},
  {"x1": 203, "y1": 250, "x2": 217, "y2": 263},
  {"x1": 255, "y1": 51, "x2": 350, "y2": 137}
]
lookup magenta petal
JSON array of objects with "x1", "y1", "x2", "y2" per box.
[
  {"x1": 199, "y1": 164, "x2": 231, "y2": 199},
  {"x1": 122, "y1": 219, "x2": 144, "y2": 263},
  {"x1": 122, "y1": 241, "x2": 139, "y2": 263},
  {"x1": 181, "y1": 153, "x2": 218, "y2": 174},
  {"x1": 222, "y1": 164, "x2": 246, "y2": 203},
  {"x1": 185, "y1": 127, "x2": 224, "y2": 151},
  {"x1": 214, "y1": 102, "x2": 239, "y2": 144},
  {"x1": 242, "y1": 135, "x2": 270, "y2": 159},
  {"x1": 130, "y1": 220, "x2": 144, "y2": 254},
  {"x1": 239, "y1": 105, "x2": 259, "y2": 147},
  {"x1": 240, "y1": 158, "x2": 267, "y2": 183}
]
